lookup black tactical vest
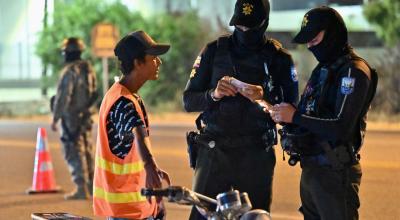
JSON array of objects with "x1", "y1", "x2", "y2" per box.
[
  {"x1": 299, "y1": 52, "x2": 378, "y2": 152},
  {"x1": 204, "y1": 36, "x2": 285, "y2": 139}
]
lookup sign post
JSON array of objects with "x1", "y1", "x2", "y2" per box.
[{"x1": 91, "y1": 23, "x2": 119, "y2": 95}]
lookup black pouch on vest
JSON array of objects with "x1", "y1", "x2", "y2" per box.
[{"x1": 279, "y1": 126, "x2": 321, "y2": 156}]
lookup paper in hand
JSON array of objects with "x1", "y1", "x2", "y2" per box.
[{"x1": 229, "y1": 77, "x2": 255, "y2": 94}]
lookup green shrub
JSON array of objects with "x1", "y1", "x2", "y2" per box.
[
  {"x1": 36, "y1": 0, "x2": 212, "y2": 110},
  {"x1": 364, "y1": 0, "x2": 400, "y2": 114}
]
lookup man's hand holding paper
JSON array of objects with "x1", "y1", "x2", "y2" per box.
[{"x1": 229, "y1": 77, "x2": 264, "y2": 102}]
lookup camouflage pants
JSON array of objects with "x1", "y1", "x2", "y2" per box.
[{"x1": 60, "y1": 116, "x2": 94, "y2": 190}]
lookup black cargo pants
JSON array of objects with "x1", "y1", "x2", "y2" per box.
[
  {"x1": 189, "y1": 140, "x2": 276, "y2": 220},
  {"x1": 299, "y1": 162, "x2": 362, "y2": 220}
]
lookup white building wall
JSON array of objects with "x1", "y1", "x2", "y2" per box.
[
  {"x1": 0, "y1": 0, "x2": 375, "y2": 82},
  {"x1": 0, "y1": 0, "x2": 50, "y2": 81}
]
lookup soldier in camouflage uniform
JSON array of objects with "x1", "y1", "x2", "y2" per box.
[{"x1": 51, "y1": 37, "x2": 98, "y2": 200}]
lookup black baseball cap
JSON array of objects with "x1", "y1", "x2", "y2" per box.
[
  {"x1": 114, "y1": 30, "x2": 170, "y2": 61},
  {"x1": 229, "y1": 0, "x2": 270, "y2": 28},
  {"x1": 293, "y1": 6, "x2": 343, "y2": 44}
]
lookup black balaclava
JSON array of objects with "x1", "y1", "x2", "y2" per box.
[
  {"x1": 64, "y1": 51, "x2": 82, "y2": 63},
  {"x1": 233, "y1": 19, "x2": 269, "y2": 50},
  {"x1": 308, "y1": 14, "x2": 349, "y2": 64},
  {"x1": 61, "y1": 37, "x2": 84, "y2": 63}
]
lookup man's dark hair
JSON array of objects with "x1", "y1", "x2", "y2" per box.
[
  {"x1": 114, "y1": 30, "x2": 170, "y2": 75},
  {"x1": 118, "y1": 51, "x2": 146, "y2": 75}
]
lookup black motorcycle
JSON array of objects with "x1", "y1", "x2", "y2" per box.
[{"x1": 141, "y1": 186, "x2": 271, "y2": 220}]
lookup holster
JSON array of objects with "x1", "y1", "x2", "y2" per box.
[
  {"x1": 279, "y1": 126, "x2": 322, "y2": 156},
  {"x1": 186, "y1": 131, "x2": 200, "y2": 169}
]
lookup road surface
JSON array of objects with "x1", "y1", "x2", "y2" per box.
[{"x1": 0, "y1": 120, "x2": 399, "y2": 219}]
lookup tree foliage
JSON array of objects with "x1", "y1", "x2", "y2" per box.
[
  {"x1": 36, "y1": 0, "x2": 211, "y2": 110},
  {"x1": 364, "y1": 0, "x2": 400, "y2": 114},
  {"x1": 371, "y1": 46, "x2": 400, "y2": 114},
  {"x1": 363, "y1": 0, "x2": 400, "y2": 46}
]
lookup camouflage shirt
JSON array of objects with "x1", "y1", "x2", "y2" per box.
[{"x1": 52, "y1": 60, "x2": 97, "y2": 123}]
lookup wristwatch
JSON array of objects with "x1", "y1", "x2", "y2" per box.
[{"x1": 210, "y1": 90, "x2": 221, "y2": 102}]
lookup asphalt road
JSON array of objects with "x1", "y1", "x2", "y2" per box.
[{"x1": 0, "y1": 120, "x2": 399, "y2": 219}]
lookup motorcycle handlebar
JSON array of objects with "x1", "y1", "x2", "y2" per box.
[
  {"x1": 141, "y1": 188, "x2": 170, "y2": 197},
  {"x1": 141, "y1": 186, "x2": 217, "y2": 205}
]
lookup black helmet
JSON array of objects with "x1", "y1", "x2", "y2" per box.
[{"x1": 61, "y1": 37, "x2": 85, "y2": 52}]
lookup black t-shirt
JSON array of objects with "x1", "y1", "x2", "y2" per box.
[{"x1": 106, "y1": 96, "x2": 147, "y2": 159}]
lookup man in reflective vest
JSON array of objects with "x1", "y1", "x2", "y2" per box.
[{"x1": 93, "y1": 30, "x2": 171, "y2": 220}]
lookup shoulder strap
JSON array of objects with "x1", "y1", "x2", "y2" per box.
[
  {"x1": 259, "y1": 38, "x2": 285, "y2": 102},
  {"x1": 260, "y1": 38, "x2": 283, "y2": 79},
  {"x1": 315, "y1": 55, "x2": 352, "y2": 116},
  {"x1": 215, "y1": 35, "x2": 236, "y2": 77},
  {"x1": 216, "y1": 35, "x2": 231, "y2": 50}
]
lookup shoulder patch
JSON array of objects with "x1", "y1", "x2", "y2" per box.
[
  {"x1": 193, "y1": 56, "x2": 201, "y2": 68},
  {"x1": 291, "y1": 66, "x2": 298, "y2": 82},
  {"x1": 190, "y1": 69, "x2": 197, "y2": 78},
  {"x1": 341, "y1": 77, "x2": 355, "y2": 95},
  {"x1": 190, "y1": 56, "x2": 201, "y2": 78},
  {"x1": 268, "y1": 38, "x2": 282, "y2": 50}
]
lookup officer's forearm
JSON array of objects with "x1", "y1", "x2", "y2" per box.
[
  {"x1": 293, "y1": 69, "x2": 370, "y2": 142},
  {"x1": 292, "y1": 112, "x2": 349, "y2": 141},
  {"x1": 183, "y1": 89, "x2": 214, "y2": 112},
  {"x1": 52, "y1": 99, "x2": 67, "y2": 123}
]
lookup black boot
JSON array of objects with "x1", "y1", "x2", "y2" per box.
[{"x1": 64, "y1": 185, "x2": 89, "y2": 200}]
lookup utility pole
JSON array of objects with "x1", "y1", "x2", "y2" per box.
[
  {"x1": 166, "y1": 0, "x2": 172, "y2": 13},
  {"x1": 41, "y1": 0, "x2": 48, "y2": 96}
]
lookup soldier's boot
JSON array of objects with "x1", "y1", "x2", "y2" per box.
[
  {"x1": 64, "y1": 185, "x2": 89, "y2": 200},
  {"x1": 87, "y1": 180, "x2": 93, "y2": 196}
]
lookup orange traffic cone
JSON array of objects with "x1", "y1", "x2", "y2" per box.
[{"x1": 26, "y1": 127, "x2": 61, "y2": 194}]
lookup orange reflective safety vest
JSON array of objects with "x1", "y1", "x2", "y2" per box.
[{"x1": 93, "y1": 83, "x2": 157, "y2": 219}]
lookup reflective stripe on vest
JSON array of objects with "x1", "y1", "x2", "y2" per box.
[
  {"x1": 93, "y1": 83, "x2": 157, "y2": 218},
  {"x1": 95, "y1": 156, "x2": 144, "y2": 175},
  {"x1": 94, "y1": 186, "x2": 147, "y2": 203}
]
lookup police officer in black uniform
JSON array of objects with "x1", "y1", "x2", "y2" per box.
[
  {"x1": 183, "y1": 0, "x2": 298, "y2": 219},
  {"x1": 270, "y1": 6, "x2": 378, "y2": 220}
]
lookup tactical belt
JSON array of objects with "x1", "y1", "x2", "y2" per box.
[
  {"x1": 300, "y1": 154, "x2": 331, "y2": 167},
  {"x1": 197, "y1": 132, "x2": 271, "y2": 150},
  {"x1": 300, "y1": 144, "x2": 359, "y2": 170}
]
